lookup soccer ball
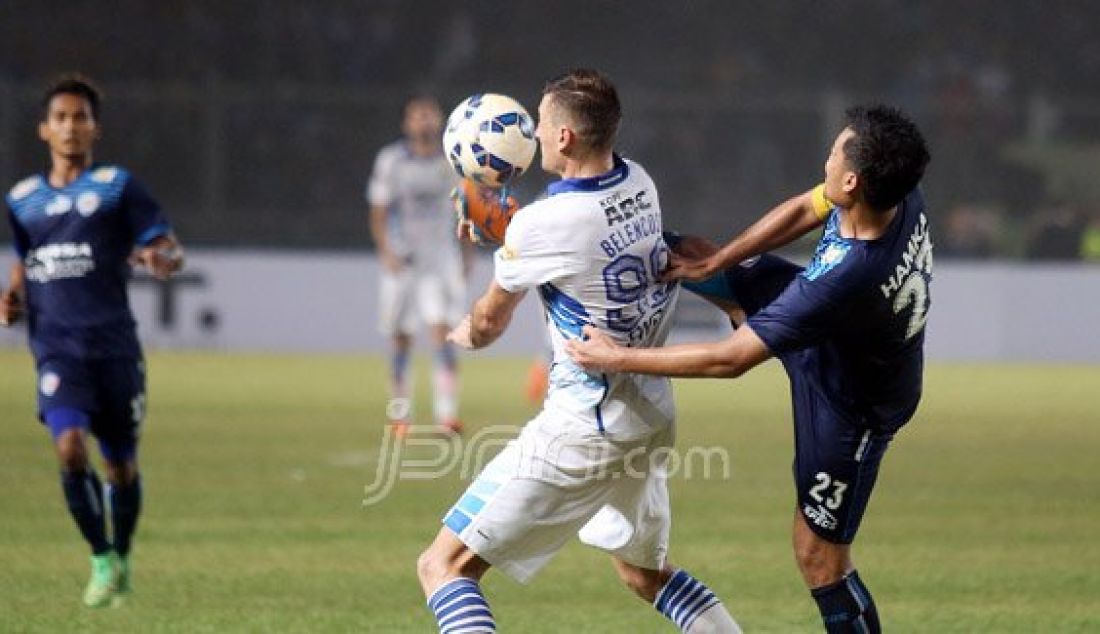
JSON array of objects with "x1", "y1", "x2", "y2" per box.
[{"x1": 443, "y1": 94, "x2": 537, "y2": 189}]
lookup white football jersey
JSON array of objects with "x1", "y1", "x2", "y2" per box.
[
  {"x1": 495, "y1": 157, "x2": 680, "y2": 439},
  {"x1": 367, "y1": 141, "x2": 460, "y2": 271}
]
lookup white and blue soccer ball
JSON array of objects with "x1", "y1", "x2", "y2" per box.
[{"x1": 443, "y1": 93, "x2": 537, "y2": 189}]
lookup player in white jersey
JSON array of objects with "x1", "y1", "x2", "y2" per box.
[
  {"x1": 368, "y1": 96, "x2": 469, "y2": 436},
  {"x1": 415, "y1": 70, "x2": 741, "y2": 634}
]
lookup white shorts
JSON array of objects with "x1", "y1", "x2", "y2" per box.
[
  {"x1": 378, "y1": 266, "x2": 465, "y2": 336},
  {"x1": 442, "y1": 411, "x2": 674, "y2": 583}
]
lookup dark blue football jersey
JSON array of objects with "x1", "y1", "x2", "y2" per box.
[
  {"x1": 5, "y1": 165, "x2": 171, "y2": 360},
  {"x1": 747, "y1": 189, "x2": 933, "y2": 430}
]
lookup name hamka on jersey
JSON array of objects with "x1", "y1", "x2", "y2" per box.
[
  {"x1": 597, "y1": 188, "x2": 659, "y2": 258},
  {"x1": 879, "y1": 212, "x2": 932, "y2": 299}
]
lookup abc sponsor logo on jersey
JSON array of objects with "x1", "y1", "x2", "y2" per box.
[
  {"x1": 598, "y1": 189, "x2": 659, "y2": 259},
  {"x1": 43, "y1": 192, "x2": 101, "y2": 217}
]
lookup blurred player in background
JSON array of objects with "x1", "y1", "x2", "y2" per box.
[
  {"x1": 568, "y1": 105, "x2": 931, "y2": 633},
  {"x1": 368, "y1": 95, "x2": 469, "y2": 437},
  {"x1": 523, "y1": 343, "x2": 552, "y2": 405},
  {"x1": 1, "y1": 75, "x2": 184, "y2": 607},
  {"x1": 416, "y1": 69, "x2": 742, "y2": 634}
]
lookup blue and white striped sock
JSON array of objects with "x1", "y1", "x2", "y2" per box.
[
  {"x1": 654, "y1": 569, "x2": 722, "y2": 632},
  {"x1": 427, "y1": 577, "x2": 496, "y2": 633}
]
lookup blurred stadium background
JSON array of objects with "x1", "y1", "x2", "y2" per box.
[
  {"x1": 1, "y1": 2, "x2": 1098, "y2": 632},
  {"x1": 3, "y1": 1, "x2": 1100, "y2": 255},
  {"x1": 3, "y1": 0, "x2": 1099, "y2": 359}
]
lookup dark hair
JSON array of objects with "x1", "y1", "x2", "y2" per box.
[
  {"x1": 842, "y1": 105, "x2": 930, "y2": 211},
  {"x1": 542, "y1": 68, "x2": 621, "y2": 152},
  {"x1": 403, "y1": 94, "x2": 441, "y2": 118},
  {"x1": 42, "y1": 74, "x2": 101, "y2": 121}
]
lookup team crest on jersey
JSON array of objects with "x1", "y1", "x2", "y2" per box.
[
  {"x1": 45, "y1": 194, "x2": 73, "y2": 216},
  {"x1": 498, "y1": 244, "x2": 518, "y2": 260},
  {"x1": 91, "y1": 166, "x2": 119, "y2": 183},
  {"x1": 9, "y1": 176, "x2": 42, "y2": 201},
  {"x1": 39, "y1": 372, "x2": 61, "y2": 397},
  {"x1": 803, "y1": 241, "x2": 851, "y2": 281},
  {"x1": 76, "y1": 192, "x2": 101, "y2": 216}
]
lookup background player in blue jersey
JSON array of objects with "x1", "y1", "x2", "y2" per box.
[
  {"x1": 567, "y1": 105, "x2": 931, "y2": 633},
  {"x1": 1, "y1": 76, "x2": 184, "y2": 608}
]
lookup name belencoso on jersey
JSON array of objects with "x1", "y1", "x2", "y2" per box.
[
  {"x1": 596, "y1": 186, "x2": 676, "y2": 345},
  {"x1": 598, "y1": 188, "x2": 658, "y2": 257},
  {"x1": 24, "y1": 243, "x2": 96, "y2": 282}
]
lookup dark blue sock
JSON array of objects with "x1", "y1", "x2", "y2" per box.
[
  {"x1": 61, "y1": 470, "x2": 112, "y2": 555},
  {"x1": 108, "y1": 475, "x2": 142, "y2": 556},
  {"x1": 393, "y1": 348, "x2": 411, "y2": 385},
  {"x1": 811, "y1": 570, "x2": 881, "y2": 633}
]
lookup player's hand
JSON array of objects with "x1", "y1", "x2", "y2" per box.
[
  {"x1": 446, "y1": 314, "x2": 475, "y2": 350},
  {"x1": 133, "y1": 245, "x2": 185, "y2": 281},
  {"x1": 0, "y1": 288, "x2": 24, "y2": 327},
  {"x1": 565, "y1": 325, "x2": 623, "y2": 373},
  {"x1": 660, "y1": 252, "x2": 718, "y2": 283},
  {"x1": 450, "y1": 186, "x2": 483, "y2": 246},
  {"x1": 660, "y1": 234, "x2": 721, "y2": 282},
  {"x1": 381, "y1": 251, "x2": 404, "y2": 274},
  {"x1": 456, "y1": 219, "x2": 487, "y2": 246}
]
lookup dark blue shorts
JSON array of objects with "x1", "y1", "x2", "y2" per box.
[
  {"x1": 684, "y1": 254, "x2": 892, "y2": 544},
  {"x1": 36, "y1": 356, "x2": 146, "y2": 461}
]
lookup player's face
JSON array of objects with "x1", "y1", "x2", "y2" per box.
[
  {"x1": 824, "y1": 128, "x2": 859, "y2": 207},
  {"x1": 402, "y1": 101, "x2": 443, "y2": 145},
  {"x1": 536, "y1": 95, "x2": 566, "y2": 175},
  {"x1": 39, "y1": 93, "x2": 99, "y2": 160}
]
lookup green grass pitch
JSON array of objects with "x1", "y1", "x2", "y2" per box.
[{"x1": 1, "y1": 349, "x2": 1098, "y2": 632}]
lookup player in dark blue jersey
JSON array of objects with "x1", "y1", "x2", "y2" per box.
[
  {"x1": 1, "y1": 76, "x2": 184, "y2": 608},
  {"x1": 567, "y1": 105, "x2": 931, "y2": 633}
]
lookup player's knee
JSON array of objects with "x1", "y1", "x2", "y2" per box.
[
  {"x1": 793, "y1": 538, "x2": 846, "y2": 586},
  {"x1": 793, "y1": 540, "x2": 824, "y2": 573},
  {"x1": 55, "y1": 430, "x2": 88, "y2": 472},
  {"x1": 615, "y1": 563, "x2": 665, "y2": 602},
  {"x1": 103, "y1": 460, "x2": 137, "y2": 486},
  {"x1": 416, "y1": 547, "x2": 448, "y2": 588}
]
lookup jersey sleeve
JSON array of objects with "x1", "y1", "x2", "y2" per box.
[
  {"x1": 746, "y1": 257, "x2": 860, "y2": 354},
  {"x1": 493, "y1": 209, "x2": 587, "y2": 293},
  {"x1": 367, "y1": 149, "x2": 394, "y2": 207},
  {"x1": 810, "y1": 183, "x2": 834, "y2": 221},
  {"x1": 122, "y1": 176, "x2": 171, "y2": 246}
]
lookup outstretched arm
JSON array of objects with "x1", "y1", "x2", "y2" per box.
[
  {"x1": 133, "y1": 234, "x2": 185, "y2": 281},
  {"x1": 369, "y1": 204, "x2": 406, "y2": 274},
  {"x1": 664, "y1": 186, "x2": 829, "y2": 282},
  {"x1": 447, "y1": 281, "x2": 526, "y2": 350},
  {"x1": 0, "y1": 262, "x2": 25, "y2": 326},
  {"x1": 566, "y1": 324, "x2": 772, "y2": 379}
]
